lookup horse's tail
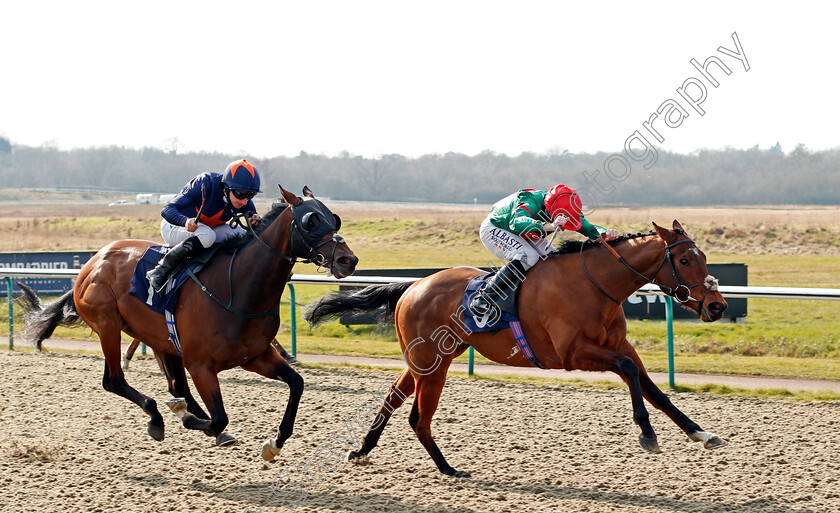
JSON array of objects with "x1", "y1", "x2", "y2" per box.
[
  {"x1": 304, "y1": 281, "x2": 414, "y2": 327},
  {"x1": 16, "y1": 282, "x2": 85, "y2": 351}
]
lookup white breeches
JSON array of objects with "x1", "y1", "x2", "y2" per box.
[
  {"x1": 478, "y1": 215, "x2": 553, "y2": 270},
  {"x1": 160, "y1": 219, "x2": 244, "y2": 248}
]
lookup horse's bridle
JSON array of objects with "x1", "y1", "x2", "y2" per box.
[
  {"x1": 289, "y1": 216, "x2": 346, "y2": 271},
  {"x1": 581, "y1": 234, "x2": 719, "y2": 306},
  {"x1": 231, "y1": 206, "x2": 345, "y2": 271},
  {"x1": 187, "y1": 207, "x2": 346, "y2": 318}
]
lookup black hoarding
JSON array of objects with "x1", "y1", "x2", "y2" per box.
[{"x1": 0, "y1": 251, "x2": 97, "y2": 296}]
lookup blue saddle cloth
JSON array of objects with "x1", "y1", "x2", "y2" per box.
[
  {"x1": 128, "y1": 245, "x2": 201, "y2": 316},
  {"x1": 461, "y1": 273, "x2": 520, "y2": 333}
]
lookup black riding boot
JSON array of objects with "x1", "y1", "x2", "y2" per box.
[
  {"x1": 146, "y1": 236, "x2": 203, "y2": 293},
  {"x1": 469, "y1": 259, "x2": 528, "y2": 317}
]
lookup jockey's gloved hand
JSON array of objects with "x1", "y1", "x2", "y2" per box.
[
  {"x1": 249, "y1": 213, "x2": 261, "y2": 227},
  {"x1": 603, "y1": 228, "x2": 621, "y2": 241}
]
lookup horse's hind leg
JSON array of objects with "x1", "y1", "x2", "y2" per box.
[
  {"x1": 99, "y1": 333, "x2": 166, "y2": 441},
  {"x1": 410, "y1": 368, "x2": 470, "y2": 478},
  {"x1": 241, "y1": 346, "x2": 304, "y2": 461},
  {"x1": 568, "y1": 341, "x2": 660, "y2": 453},
  {"x1": 348, "y1": 367, "x2": 415, "y2": 461},
  {"x1": 123, "y1": 338, "x2": 167, "y2": 375},
  {"x1": 122, "y1": 338, "x2": 141, "y2": 370}
]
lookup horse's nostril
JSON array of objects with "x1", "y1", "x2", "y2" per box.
[
  {"x1": 339, "y1": 255, "x2": 359, "y2": 268},
  {"x1": 709, "y1": 302, "x2": 726, "y2": 314}
]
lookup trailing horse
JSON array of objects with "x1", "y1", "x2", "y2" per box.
[
  {"x1": 20, "y1": 186, "x2": 357, "y2": 460},
  {"x1": 305, "y1": 220, "x2": 727, "y2": 477}
]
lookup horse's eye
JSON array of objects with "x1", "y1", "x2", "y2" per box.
[
  {"x1": 679, "y1": 257, "x2": 689, "y2": 266},
  {"x1": 301, "y1": 212, "x2": 319, "y2": 231}
]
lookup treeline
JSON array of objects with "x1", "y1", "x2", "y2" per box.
[{"x1": 0, "y1": 139, "x2": 837, "y2": 205}]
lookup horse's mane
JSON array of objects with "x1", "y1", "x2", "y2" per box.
[
  {"x1": 550, "y1": 230, "x2": 657, "y2": 256},
  {"x1": 218, "y1": 203, "x2": 290, "y2": 254}
]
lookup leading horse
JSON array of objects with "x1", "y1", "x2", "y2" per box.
[
  {"x1": 20, "y1": 186, "x2": 357, "y2": 460},
  {"x1": 305, "y1": 220, "x2": 728, "y2": 477}
]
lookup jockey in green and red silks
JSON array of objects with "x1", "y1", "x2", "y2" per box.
[{"x1": 470, "y1": 184, "x2": 621, "y2": 316}]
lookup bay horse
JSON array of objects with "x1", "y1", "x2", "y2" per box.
[
  {"x1": 20, "y1": 186, "x2": 357, "y2": 460},
  {"x1": 305, "y1": 220, "x2": 728, "y2": 477}
]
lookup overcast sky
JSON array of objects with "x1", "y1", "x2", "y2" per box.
[{"x1": 2, "y1": 1, "x2": 837, "y2": 159}]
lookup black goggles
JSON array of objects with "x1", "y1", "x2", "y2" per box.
[{"x1": 231, "y1": 189, "x2": 257, "y2": 200}]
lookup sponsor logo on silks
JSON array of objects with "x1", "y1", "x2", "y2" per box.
[{"x1": 489, "y1": 228, "x2": 524, "y2": 251}]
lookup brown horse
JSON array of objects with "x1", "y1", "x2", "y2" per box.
[
  {"x1": 305, "y1": 221, "x2": 727, "y2": 477},
  {"x1": 20, "y1": 187, "x2": 357, "y2": 459}
]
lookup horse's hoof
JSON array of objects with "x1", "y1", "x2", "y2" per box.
[
  {"x1": 121, "y1": 359, "x2": 130, "y2": 371},
  {"x1": 688, "y1": 430, "x2": 728, "y2": 449},
  {"x1": 452, "y1": 470, "x2": 471, "y2": 478},
  {"x1": 639, "y1": 435, "x2": 661, "y2": 453},
  {"x1": 164, "y1": 397, "x2": 187, "y2": 415},
  {"x1": 346, "y1": 450, "x2": 362, "y2": 461},
  {"x1": 704, "y1": 436, "x2": 728, "y2": 450},
  {"x1": 216, "y1": 432, "x2": 239, "y2": 447},
  {"x1": 147, "y1": 422, "x2": 165, "y2": 441},
  {"x1": 262, "y1": 438, "x2": 281, "y2": 461}
]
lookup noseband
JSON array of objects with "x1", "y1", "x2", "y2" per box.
[{"x1": 582, "y1": 235, "x2": 719, "y2": 306}]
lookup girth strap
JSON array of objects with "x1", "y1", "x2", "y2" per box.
[{"x1": 510, "y1": 320, "x2": 546, "y2": 369}]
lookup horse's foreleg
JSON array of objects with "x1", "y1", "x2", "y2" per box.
[
  {"x1": 348, "y1": 367, "x2": 415, "y2": 461},
  {"x1": 637, "y1": 372, "x2": 728, "y2": 449},
  {"x1": 615, "y1": 340, "x2": 728, "y2": 450},
  {"x1": 568, "y1": 342, "x2": 660, "y2": 453},
  {"x1": 186, "y1": 365, "x2": 236, "y2": 447},
  {"x1": 241, "y1": 346, "x2": 304, "y2": 461}
]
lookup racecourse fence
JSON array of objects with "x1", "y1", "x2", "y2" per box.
[{"x1": 3, "y1": 269, "x2": 840, "y2": 387}]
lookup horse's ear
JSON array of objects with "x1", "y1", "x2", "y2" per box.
[
  {"x1": 672, "y1": 219, "x2": 685, "y2": 232},
  {"x1": 278, "y1": 185, "x2": 302, "y2": 206},
  {"x1": 652, "y1": 221, "x2": 675, "y2": 243},
  {"x1": 302, "y1": 185, "x2": 315, "y2": 198}
]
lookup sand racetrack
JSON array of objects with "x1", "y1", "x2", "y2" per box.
[{"x1": 1, "y1": 350, "x2": 838, "y2": 513}]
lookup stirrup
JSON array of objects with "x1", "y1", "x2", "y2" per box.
[
  {"x1": 469, "y1": 294, "x2": 495, "y2": 316},
  {"x1": 147, "y1": 268, "x2": 169, "y2": 294}
]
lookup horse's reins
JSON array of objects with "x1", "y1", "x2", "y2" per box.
[
  {"x1": 581, "y1": 233, "x2": 719, "y2": 306},
  {"x1": 187, "y1": 207, "x2": 346, "y2": 318}
]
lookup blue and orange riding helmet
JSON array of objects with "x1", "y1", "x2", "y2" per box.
[
  {"x1": 544, "y1": 184, "x2": 583, "y2": 231},
  {"x1": 223, "y1": 159, "x2": 261, "y2": 193}
]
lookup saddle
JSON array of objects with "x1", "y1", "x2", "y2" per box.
[
  {"x1": 128, "y1": 244, "x2": 223, "y2": 316},
  {"x1": 461, "y1": 273, "x2": 520, "y2": 333},
  {"x1": 127, "y1": 244, "x2": 224, "y2": 354},
  {"x1": 460, "y1": 272, "x2": 545, "y2": 369}
]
